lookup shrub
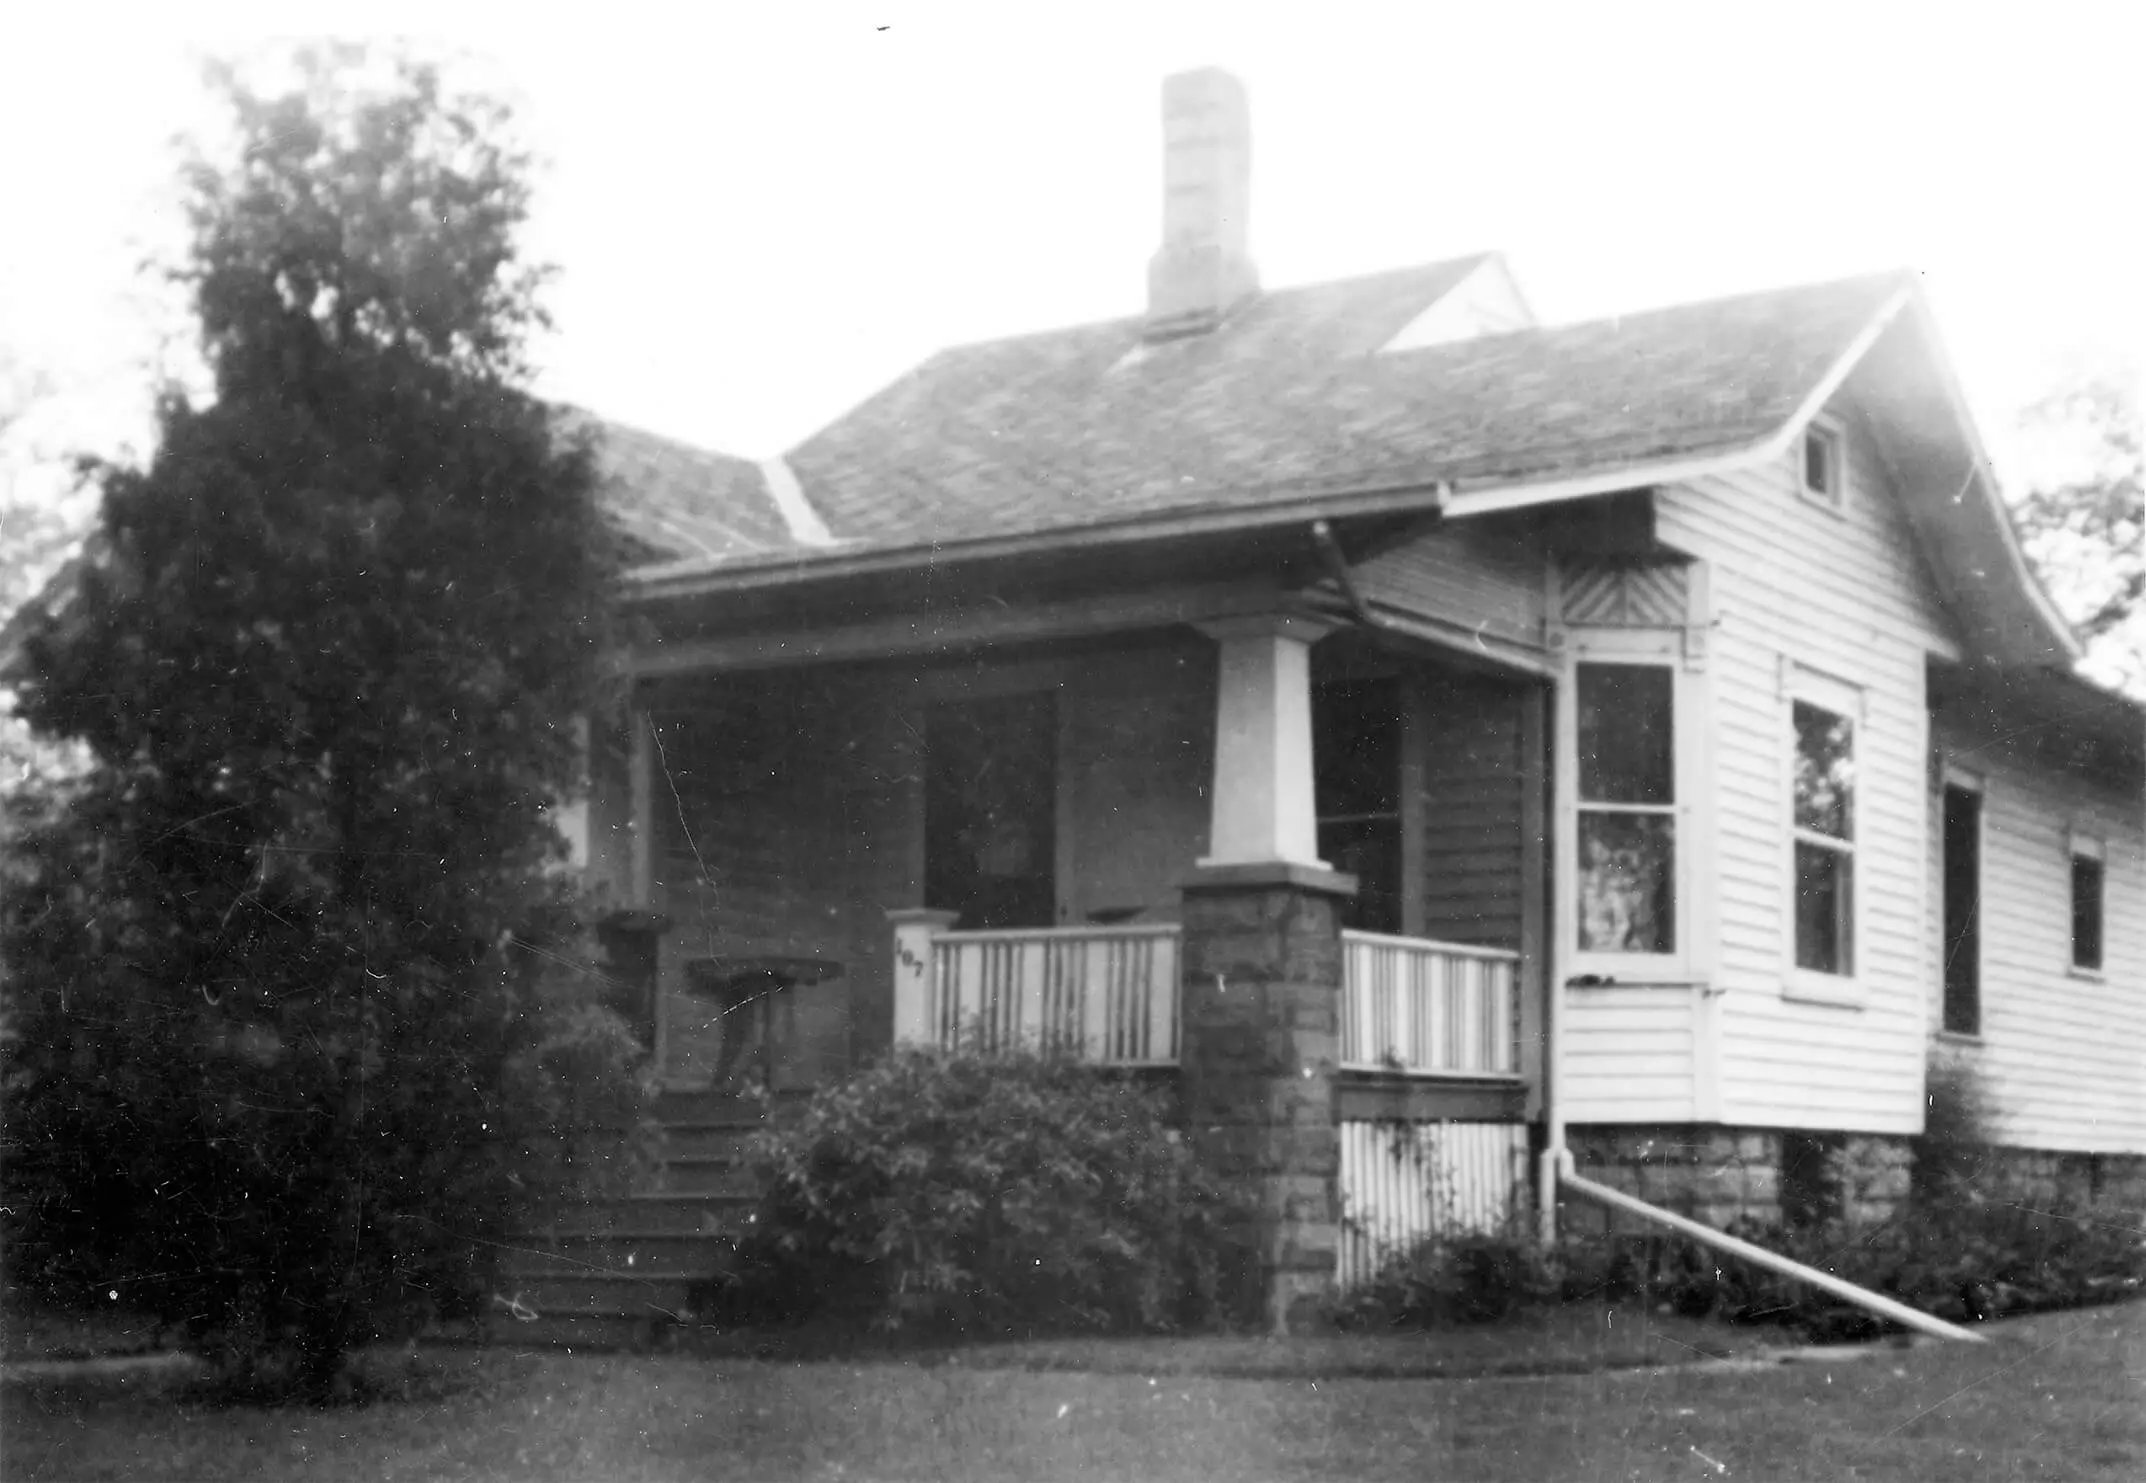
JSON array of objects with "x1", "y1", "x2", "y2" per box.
[
  {"x1": 1332, "y1": 1202, "x2": 2144, "y2": 1339},
  {"x1": 1330, "y1": 1228, "x2": 1559, "y2": 1328},
  {"x1": 1915, "y1": 1052, "x2": 2000, "y2": 1207},
  {"x1": 716, "y1": 1048, "x2": 1234, "y2": 1336}
]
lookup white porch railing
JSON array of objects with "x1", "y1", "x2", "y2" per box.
[
  {"x1": 887, "y1": 919, "x2": 1520, "y2": 1078},
  {"x1": 1340, "y1": 929, "x2": 1522, "y2": 1077},
  {"x1": 890, "y1": 917, "x2": 1181, "y2": 1068}
]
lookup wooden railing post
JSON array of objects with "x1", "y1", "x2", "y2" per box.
[{"x1": 885, "y1": 909, "x2": 960, "y2": 1047}]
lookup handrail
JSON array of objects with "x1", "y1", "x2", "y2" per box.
[
  {"x1": 1559, "y1": 1166, "x2": 1988, "y2": 1344},
  {"x1": 1341, "y1": 928, "x2": 1522, "y2": 963},
  {"x1": 932, "y1": 923, "x2": 1182, "y2": 942}
]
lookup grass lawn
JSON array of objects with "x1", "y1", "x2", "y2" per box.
[{"x1": 4, "y1": 1301, "x2": 2140, "y2": 1481}]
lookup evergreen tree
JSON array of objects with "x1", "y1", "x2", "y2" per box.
[{"x1": 0, "y1": 46, "x2": 644, "y2": 1397}]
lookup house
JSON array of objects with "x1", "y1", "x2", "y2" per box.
[
  {"x1": 559, "y1": 67, "x2": 2143, "y2": 1327},
  {"x1": 7, "y1": 68, "x2": 2140, "y2": 1337}
]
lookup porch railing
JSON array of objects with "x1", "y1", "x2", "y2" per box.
[
  {"x1": 893, "y1": 919, "x2": 1181, "y2": 1068},
  {"x1": 888, "y1": 919, "x2": 1520, "y2": 1078},
  {"x1": 1340, "y1": 929, "x2": 1521, "y2": 1077}
]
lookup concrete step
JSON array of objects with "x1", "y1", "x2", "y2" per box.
[
  {"x1": 502, "y1": 1231, "x2": 736, "y2": 1278},
  {"x1": 659, "y1": 1122, "x2": 758, "y2": 1162},
  {"x1": 536, "y1": 1192, "x2": 751, "y2": 1237},
  {"x1": 484, "y1": 1308, "x2": 669, "y2": 1352},
  {"x1": 651, "y1": 1086, "x2": 806, "y2": 1125},
  {"x1": 655, "y1": 1156, "x2": 756, "y2": 1198},
  {"x1": 499, "y1": 1271, "x2": 698, "y2": 1318}
]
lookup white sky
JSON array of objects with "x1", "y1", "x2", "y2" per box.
[{"x1": 2, "y1": 1, "x2": 2141, "y2": 494}]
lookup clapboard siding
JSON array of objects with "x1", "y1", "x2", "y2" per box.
[
  {"x1": 1651, "y1": 411, "x2": 1955, "y2": 1134},
  {"x1": 1059, "y1": 639, "x2": 1216, "y2": 926},
  {"x1": 1932, "y1": 707, "x2": 2146, "y2": 1152},
  {"x1": 1562, "y1": 987, "x2": 1697, "y2": 1122},
  {"x1": 1418, "y1": 675, "x2": 1526, "y2": 949},
  {"x1": 1352, "y1": 520, "x2": 1546, "y2": 654}
]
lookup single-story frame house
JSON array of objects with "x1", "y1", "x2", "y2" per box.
[{"x1": 6, "y1": 69, "x2": 2139, "y2": 1335}]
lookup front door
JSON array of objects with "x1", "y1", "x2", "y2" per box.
[{"x1": 926, "y1": 693, "x2": 1058, "y2": 929}]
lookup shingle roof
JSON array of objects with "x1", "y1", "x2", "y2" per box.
[
  {"x1": 623, "y1": 262, "x2": 1909, "y2": 578},
  {"x1": 571, "y1": 415, "x2": 789, "y2": 566}
]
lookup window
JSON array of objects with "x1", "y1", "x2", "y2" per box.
[
  {"x1": 1942, "y1": 781, "x2": 1983, "y2": 1036},
  {"x1": 1791, "y1": 698, "x2": 1856, "y2": 976},
  {"x1": 1802, "y1": 424, "x2": 1842, "y2": 505},
  {"x1": 1314, "y1": 678, "x2": 1403, "y2": 933},
  {"x1": 1575, "y1": 662, "x2": 1676, "y2": 955},
  {"x1": 2071, "y1": 833, "x2": 2105, "y2": 974},
  {"x1": 925, "y1": 693, "x2": 1058, "y2": 930}
]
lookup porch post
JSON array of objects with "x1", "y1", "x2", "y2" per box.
[
  {"x1": 1181, "y1": 611, "x2": 1354, "y2": 1335},
  {"x1": 886, "y1": 908, "x2": 959, "y2": 1048},
  {"x1": 1195, "y1": 614, "x2": 1336, "y2": 869},
  {"x1": 628, "y1": 703, "x2": 656, "y2": 909}
]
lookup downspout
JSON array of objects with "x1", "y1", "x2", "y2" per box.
[
  {"x1": 1296, "y1": 521, "x2": 1570, "y2": 1244},
  {"x1": 1310, "y1": 524, "x2": 1978, "y2": 1345},
  {"x1": 1311, "y1": 516, "x2": 1568, "y2": 1243},
  {"x1": 1558, "y1": 1168, "x2": 1989, "y2": 1344},
  {"x1": 1305, "y1": 508, "x2": 1452, "y2": 634},
  {"x1": 1308, "y1": 519, "x2": 1381, "y2": 630},
  {"x1": 1537, "y1": 882, "x2": 1566, "y2": 1246}
]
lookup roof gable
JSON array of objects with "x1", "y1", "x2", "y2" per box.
[{"x1": 1379, "y1": 254, "x2": 1536, "y2": 350}]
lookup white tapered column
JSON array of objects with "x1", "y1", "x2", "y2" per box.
[{"x1": 1195, "y1": 613, "x2": 1341, "y2": 870}]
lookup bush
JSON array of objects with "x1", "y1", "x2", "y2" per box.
[
  {"x1": 1332, "y1": 1203, "x2": 2144, "y2": 1340},
  {"x1": 1915, "y1": 1053, "x2": 2000, "y2": 1207},
  {"x1": 1330, "y1": 1228, "x2": 1560, "y2": 1328},
  {"x1": 714, "y1": 1048, "x2": 1235, "y2": 1337}
]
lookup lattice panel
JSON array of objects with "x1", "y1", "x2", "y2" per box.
[{"x1": 1560, "y1": 559, "x2": 1690, "y2": 626}]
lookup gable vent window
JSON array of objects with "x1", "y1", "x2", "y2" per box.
[
  {"x1": 2071, "y1": 833, "x2": 2106, "y2": 975},
  {"x1": 1802, "y1": 425, "x2": 1842, "y2": 506}
]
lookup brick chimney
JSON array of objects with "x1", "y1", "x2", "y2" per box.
[{"x1": 1145, "y1": 68, "x2": 1259, "y2": 340}]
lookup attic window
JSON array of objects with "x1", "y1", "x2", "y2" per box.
[{"x1": 1801, "y1": 425, "x2": 1842, "y2": 505}]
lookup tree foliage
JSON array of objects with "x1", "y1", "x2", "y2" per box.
[
  {"x1": 0, "y1": 47, "x2": 644, "y2": 1397},
  {"x1": 2009, "y1": 364, "x2": 2144, "y2": 693}
]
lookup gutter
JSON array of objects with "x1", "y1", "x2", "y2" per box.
[
  {"x1": 623, "y1": 435, "x2": 1806, "y2": 605},
  {"x1": 1557, "y1": 1160, "x2": 1988, "y2": 1345}
]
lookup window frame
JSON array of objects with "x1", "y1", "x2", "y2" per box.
[
  {"x1": 1781, "y1": 665, "x2": 1864, "y2": 1005},
  {"x1": 1800, "y1": 420, "x2": 1845, "y2": 511},
  {"x1": 1938, "y1": 768, "x2": 1986, "y2": 1041},
  {"x1": 1312, "y1": 674, "x2": 1407, "y2": 935},
  {"x1": 2069, "y1": 829, "x2": 2106, "y2": 978},
  {"x1": 1558, "y1": 630, "x2": 1700, "y2": 984}
]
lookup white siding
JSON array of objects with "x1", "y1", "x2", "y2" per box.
[
  {"x1": 1561, "y1": 985, "x2": 1699, "y2": 1122},
  {"x1": 1653, "y1": 414, "x2": 1955, "y2": 1134},
  {"x1": 1932, "y1": 713, "x2": 2146, "y2": 1153}
]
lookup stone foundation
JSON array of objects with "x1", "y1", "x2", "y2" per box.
[{"x1": 1564, "y1": 1124, "x2": 2146, "y2": 1235}]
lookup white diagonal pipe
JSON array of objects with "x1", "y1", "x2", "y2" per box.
[{"x1": 1559, "y1": 1165, "x2": 1988, "y2": 1345}]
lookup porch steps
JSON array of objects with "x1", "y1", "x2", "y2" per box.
[{"x1": 489, "y1": 1088, "x2": 798, "y2": 1349}]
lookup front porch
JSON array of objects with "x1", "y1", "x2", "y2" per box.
[{"x1": 577, "y1": 608, "x2": 1554, "y2": 1322}]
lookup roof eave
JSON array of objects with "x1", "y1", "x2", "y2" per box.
[{"x1": 1895, "y1": 287, "x2": 2084, "y2": 664}]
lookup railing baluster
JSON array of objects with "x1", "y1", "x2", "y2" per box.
[
  {"x1": 907, "y1": 924, "x2": 1180, "y2": 1067},
  {"x1": 1337, "y1": 930, "x2": 1523, "y2": 1080}
]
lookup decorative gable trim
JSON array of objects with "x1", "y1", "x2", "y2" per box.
[{"x1": 1558, "y1": 559, "x2": 1690, "y2": 628}]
